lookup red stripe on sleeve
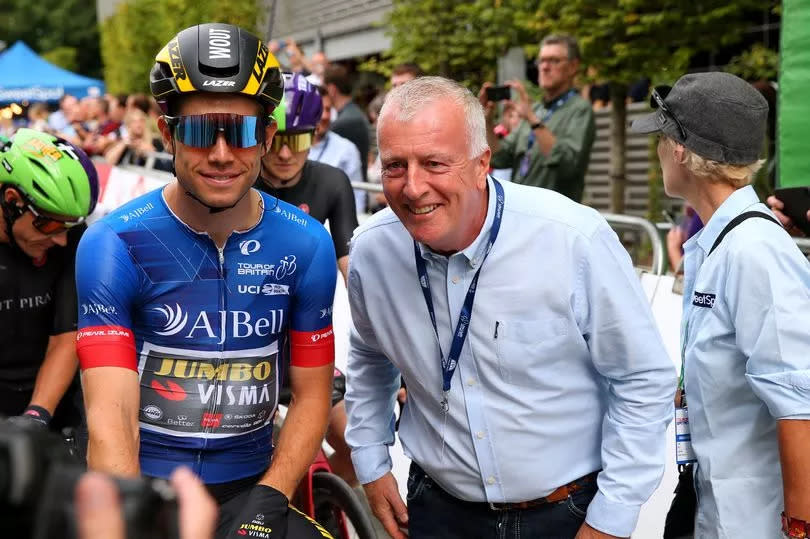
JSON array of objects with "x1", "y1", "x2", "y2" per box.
[
  {"x1": 290, "y1": 326, "x2": 335, "y2": 367},
  {"x1": 76, "y1": 325, "x2": 137, "y2": 371}
]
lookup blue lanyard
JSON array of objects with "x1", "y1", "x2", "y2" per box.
[
  {"x1": 413, "y1": 179, "x2": 505, "y2": 411},
  {"x1": 520, "y1": 88, "x2": 579, "y2": 178}
]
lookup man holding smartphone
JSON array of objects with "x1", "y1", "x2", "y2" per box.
[{"x1": 482, "y1": 34, "x2": 595, "y2": 202}]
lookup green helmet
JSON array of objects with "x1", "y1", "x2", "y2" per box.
[{"x1": 0, "y1": 128, "x2": 99, "y2": 218}]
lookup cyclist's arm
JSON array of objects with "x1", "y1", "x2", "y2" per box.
[
  {"x1": 262, "y1": 227, "x2": 337, "y2": 498},
  {"x1": 263, "y1": 362, "x2": 333, "y2": 498},
  {"x1": 327, "y1": 166, "x2": 359, "y2": 284},
  {"x1": 83, "y1": 366, "x2": 140, "y2": 477},
  {"x1": 28, "y1": 331, "x2": 78, "y2": 413},
  {"x1": 75, "y1": 222, "x2": 142, "y2": 477},
  {"x1": 29, "y1": 229, "x2": 83, "y2": 413}
]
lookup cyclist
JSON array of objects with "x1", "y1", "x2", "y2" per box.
[
  {"x1": 255, "y1": 73, "x2": 360, "y2": 488},
  {"x1": 75, "y1": 23, "x2": 337, "y2": 539},
  {"x1": 0, "y1": 128, "x2": 98, "y2": 432},
  {"x1": 256, "y1": 72, "x2": 358, "y2": 283}
]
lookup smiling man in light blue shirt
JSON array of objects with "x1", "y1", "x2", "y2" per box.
[
  {"x1": 633, "y1": 72, "x2": 810, "y2": 539},
  {"x1": 345, "y1": 76, "x2": 676, "y2": 539}
]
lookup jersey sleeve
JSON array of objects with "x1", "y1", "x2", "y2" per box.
[
  {"x1": 327, "y1": 167, "x2": 359, "y2": 259},
  {"x1": 51, "y1": 225, "x2": 86, "y2": 335},
  {"x1": 289, "y1": 228, "x2": 338, "y2": 367},
  {"x1": 75, "y1": 222, "x2": 141, "y2": 372}
]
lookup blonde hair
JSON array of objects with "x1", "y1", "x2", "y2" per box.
[{"x1": 662, "y1": 137, "x2": 764, "y2": 188}]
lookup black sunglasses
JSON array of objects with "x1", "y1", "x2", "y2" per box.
[{"x1": 650, "y1": 86, "x2": 687, "y2": 141}]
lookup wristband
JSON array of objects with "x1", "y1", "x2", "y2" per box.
[
  {"x1": 783, "y1": 512, "x2": 810, "y2": 538},
  {"x1": 23, "y1": 405, "x2": 52, "y2": 425}
]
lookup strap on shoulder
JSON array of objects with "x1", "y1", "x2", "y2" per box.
[{"x1": 708, "y1": 211, "x2": 782, "y2": 256}]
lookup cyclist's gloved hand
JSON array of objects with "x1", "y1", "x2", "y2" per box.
[
  {"x1": 7, "y1": 405, "x2": 51, "y2": 429},
  {"x1": 226, "y1": 484, "x2": 289, "y2": 538}
]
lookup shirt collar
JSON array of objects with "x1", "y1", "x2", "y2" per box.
[
  {"x1": 417, "y1": 176, "x2": 496, "y2": 269},
  {"x1": 693, "y1": 185, "x2": 761, "y2": 254}
]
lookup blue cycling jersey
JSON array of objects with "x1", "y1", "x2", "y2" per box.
[{"x1": 76, "y1": 187, "x2": 337, "y2": 483}]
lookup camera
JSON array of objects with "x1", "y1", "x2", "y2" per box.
[
  {"x1": 485, "y1": 85, "x2": 512, "y2": 102},
  {"x1": 0, "y1": 420, "x2": 179, "y2": 539}
]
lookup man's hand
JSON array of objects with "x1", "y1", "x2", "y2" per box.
[
  {"x1": 76, "y1": 467, "x2": 217, "y2": 539},
  {"x1": 767, "y1": 195, "x2": 809, "y2": 237},
  {"x1": 225, "y1": 485, "x2": 289, "y2": 538},
  {"x1": 505, "y1": 80, "x2": 534, "y2": 122},
  {"x1": 575, "y1": 522, "x2": 627, "y2": 539},
  {"x1": 364, "y1": 472, "x2": 408, "y2": 539},
  {"x1": 477, "y1": 82, "x2": 497, "y2": 119}
]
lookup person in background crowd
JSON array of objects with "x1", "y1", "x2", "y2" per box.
[
  {"x1": 48, "y1": 94, "x2": 78, "y2": 133},
  {"x1": 27, "y1": 103, "x2": 50, "y2": 132},
  {"x1": 0, "y1": 129, "x2": 99, "y2": 437},
  {"x1": 390, "y1": 63, "x2": 423, "y2": 89},
  {"x1": 767, "y1": 194, "x2": 810, "y2": 236},
  {"x1": 484, "y1": 34, "x2": 595, "y2": 202},
  {"x1": 366, "y1": 91, "x2": 388, "y2": 213},
  {"x1": 345, "y1": 76, "x2": 676, "y2": 539},
  {"x1": 103, "y1": 108, "x2": 164, "y2": 168},
  {"x1": 632, "y1": 71, "x2": 810, "y2": 539},
  {"x1": 665, "y1": 205, "x2": 703, "y2": 273},
  {"x1": 310, "y1": 85, "x2": 365, "y2": 217},
  {"x1": 324, "y1": 64, "x2": 370, "y2": 189}
]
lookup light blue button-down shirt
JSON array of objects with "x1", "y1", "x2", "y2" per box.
[
  {"x1": 345, "y1": 178, "x2": 676, "y2": 537},
  {"x1": 681, "y1": 185, "x2": 810, "y2": 539},
  {"x1": 310, "y1": 130, "x2": 366, "y2": 212}
]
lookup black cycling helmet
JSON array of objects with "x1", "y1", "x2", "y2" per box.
[{"x1": 150, "y1": 23, "x2": 284, "y2": 115}]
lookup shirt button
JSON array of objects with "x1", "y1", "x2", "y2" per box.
[
  {"x1": 476, "y1": 431, "x2": 486, "y2": 439},
  {"x1": 467, "y1": 378, "x2": 476, "y2": 387},
  {"x1": 452, "y1": 276, "x2": 460, "y2": 284},
  {"x1": 487, "y1": 476, "x2": 496, "y2": 485}
]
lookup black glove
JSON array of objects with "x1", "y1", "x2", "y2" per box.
[
  {"x1": 7, "y1": 405, "x2": 51, "y2": 429},
  {"x1": 226, "y1": 484, "x2": 289, "y2": 538}
]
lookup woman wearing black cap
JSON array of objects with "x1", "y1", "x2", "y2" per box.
[{"x1": 632, "y1": 72, "x2": 810, "y2": 539}]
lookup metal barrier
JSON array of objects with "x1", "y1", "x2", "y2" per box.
[{"x1": 602, "y1": 213, "x2": 667, "y2": 275}]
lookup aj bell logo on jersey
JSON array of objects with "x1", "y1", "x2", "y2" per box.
[
  {"x1": 692, "y1": 291, "x2": 716, "y2": 309},
  {"x1": 152, "y1": 303, "x2": 284, "y2": 344}
]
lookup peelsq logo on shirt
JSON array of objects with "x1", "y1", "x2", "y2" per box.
[{"x1": 692, "y1": 291, "x2": 716, "y2": 309}]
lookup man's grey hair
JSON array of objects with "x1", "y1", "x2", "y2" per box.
[
  {"x1": 377, "y1": 76, "x2": 488, "y2": 159},
  {"x1": 541, "y1": 34, "x2": 581, "y2": 61}
]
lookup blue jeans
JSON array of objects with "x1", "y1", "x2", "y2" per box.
[{"x1": 407, "y1": 463, "x2": 597, "y2": 539}]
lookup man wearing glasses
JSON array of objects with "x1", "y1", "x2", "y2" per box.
[
  {"x1": 0, "y1": 129, "x2": 98, "y2": 432},
  {"x1": 482, "y1": 34, "x2": 595, "y2": 202},
  {"x1": 75, "y1": 24, "x2": 337, "y2": 539}
]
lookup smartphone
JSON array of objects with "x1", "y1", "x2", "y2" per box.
[
  {"x1": 486, "y1": 85, "x2": 511, "y2": 102},
  {"x1": 774, "y1": 186, "x2": 810, "y2": 236},
  {"x1": 661, "y1": 209, "x2": 677, "y2": 226}
]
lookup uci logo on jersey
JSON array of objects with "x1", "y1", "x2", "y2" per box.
[
  {"x1": 692, "y1": 291, "x2": 716, "y2": 309},
  {"x1": 239, "y1": 240, "x2": 261, "y2": 255}
]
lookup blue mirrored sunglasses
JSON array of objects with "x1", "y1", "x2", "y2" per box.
[{"x1": 165, "y1": 113, "x2": 267, "y2": 149}]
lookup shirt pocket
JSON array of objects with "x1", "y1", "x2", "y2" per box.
[{"x1": 495, "y1": 317, "x2": 569, "y2": 388}]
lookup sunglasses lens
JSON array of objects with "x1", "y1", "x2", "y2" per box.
[
  {"x1": 270, "y1": 133, "x2": 313, "y2": 153},
  {"x1": 173, "y1": 114, "x2": 262, "y2": 148},
  {"x1": 33, "y1": 217, "x2": 72, "y2": 235}
]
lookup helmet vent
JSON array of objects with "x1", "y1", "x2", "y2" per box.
[{"x1": 31, "y1": 179, "x2": 49, "y2": 201}]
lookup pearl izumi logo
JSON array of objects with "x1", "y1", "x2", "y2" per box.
[
  {"x1": 208, "y1": 28, "x2": 232, "y2": 59},
  {"x1": 239, "y1": 240, "x2": 261, "y2": 256},
  {"x1": 692, "y1": 291, "x2": 716, "y2": 309}
]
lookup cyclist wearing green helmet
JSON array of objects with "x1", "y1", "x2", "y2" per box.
[{"x1": 0, "y1": 128, "x2": 99, "y2": 432}]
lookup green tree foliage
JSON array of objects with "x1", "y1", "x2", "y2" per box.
[
  {"x1": 364, "y1": 0, "x2": 536, "y2": 89},
  {"x1": 524, "y1": 0, "x2": 775, "y2": 212},
  {"x1": 100, "y1": 0, "x2": 262, "y2": 94},
  {"x1": 726, "y1": 43, "x2": 779, "y2": 82},
  {"x1": 0, "y1": 0, "x2": 101, "y2": 78},
  {"x1": 41, "y1": 47, "x2": 79, "y2": 73}
]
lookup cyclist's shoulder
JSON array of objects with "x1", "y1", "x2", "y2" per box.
[
  {"x1": 303, "y1": 160, "x2": 351, "y2": 185},
  {"x1": 257, "y1": 190, "x2": 331, "y2": 244},
  {"x1": 97, "y1": 187, "x2": 167, "y2": 233}
]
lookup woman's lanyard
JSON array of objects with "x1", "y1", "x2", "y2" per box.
[{"x1": 412, "y1": 179, "x2": 505, "y2": 413}]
